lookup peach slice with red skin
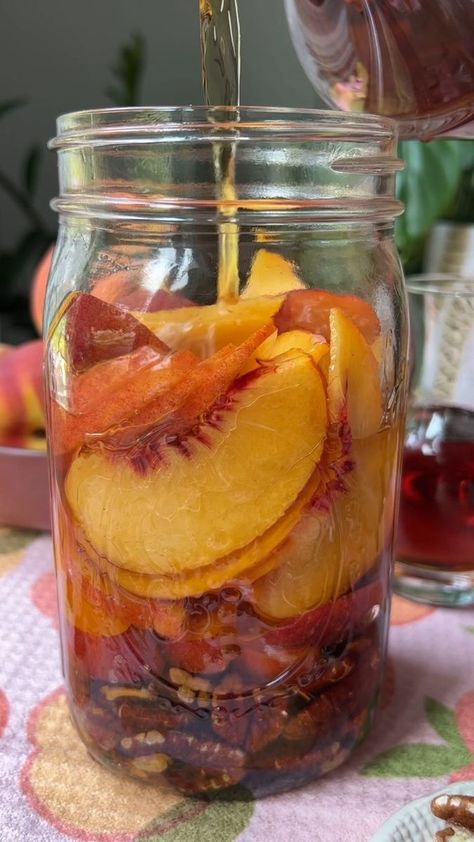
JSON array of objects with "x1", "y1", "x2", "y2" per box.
[
  {"x1": 51, "y1": 292, "x2": 168, "y2": 372},
  {"x1": 56, "y1": 514, "x2": 186, "y2": 639},
  {"x1": 274, "y1": 289, "x2": 380, "y2": 344},
  {"x1": 49, "y1": 344, "x2": 197, "y2": 455},
  {"x1": 93, "y1": 323, "x2": 273, "y2": 449},
  {"x1": 64, "y1": 571, "x2": 186, "y2": 639},
  {"x1": 165, "y1": 638, "x2": 237, "y2": 676},
  {"x1": 262, "y1": 579, "x2": 385, "y2": 649},
  {"x1": 66, "y1": 351, "x2": 328, "y2": 582},
  {"x1": 146, "y1": 288, "x2": 195, "y2": 312},
  {"x1": 51, "y1": 323, "x2": 272, "y2": 455}
]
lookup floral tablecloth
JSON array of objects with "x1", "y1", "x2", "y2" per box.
[{"x1": 1, "y1": 527, "x2": 473, "y2": 842}]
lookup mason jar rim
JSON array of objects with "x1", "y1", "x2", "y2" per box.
[
  {"x1": 49, "y1": 105, "x2": 399, "y2": 149},
  {"x1": 406, "y1": 274, "x2": 474, "y2": 298},
  {"x1": 49, "y1": 105, "x2": 403, "y2": 224}
]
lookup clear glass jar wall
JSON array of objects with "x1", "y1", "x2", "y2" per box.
[{"x1": 46, "y1": 107, "x2": 408, "y2": 798}]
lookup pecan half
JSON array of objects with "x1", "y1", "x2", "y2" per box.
[
  {"x1": 246, "y1": 698, "x2": 289, "y2": 754},
  {"x1": 211, "y1": 704, "x2": 248, "y2": 747},
  {"x1": 165, "y1": 762, "x2": 244, "y2": 795},
  {"x1": 119, "y1": 729, "x2": 166, "y2": 756},
  {"x1": 163, "y1": 731, "x2": 245, "y2": 771},
  {"x1": 432, "y1": 794, "x2": 474, "y2": 834},
  {"x1": 284, "y1": 637, "x2": 380, "y2": 743},
  {"x1": 100, "y1": 685, "x2": 156, "y2": 703},
  {"x1": 118, "y1": 701, "x2": 195, "y2": 734},
  {"x1": 245, "y1": 739, "x2": 351, "y2": 797},
  {"x1": 127, "y1": 752, "x2": 170, "y2": 778}
]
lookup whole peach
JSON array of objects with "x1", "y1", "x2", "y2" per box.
[{"x1": 0, "y1": 340, "x2": 45, "y2": 442}]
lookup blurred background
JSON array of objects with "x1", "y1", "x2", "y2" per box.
[{"x1": 1, "y1": 0, "x2": 473, "y2": 343}]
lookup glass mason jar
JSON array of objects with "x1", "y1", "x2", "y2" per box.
[{"x1": 45, "y1": 107, "x2": 407, "y2": 798}]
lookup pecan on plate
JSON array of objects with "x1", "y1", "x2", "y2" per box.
[{"x1": 432, "y1": 794, "x2": 474, "y2": 840}]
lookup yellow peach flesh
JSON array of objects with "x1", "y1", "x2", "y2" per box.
[
  {"x1": 242, "y1": 249, "x2": 305, "y2": 298},
  {"x1": 258, "y1": 329, "x2": 329, "y2": 367},
  {"x1": 251, "y1": 427, "x2": 398, "y2": 619},
  {"x1": 137, "y1": 297, "x2": 282, "y2": 357},
  {"x1": 328, "y1": 307, "x2": 382, "y2": 438}
]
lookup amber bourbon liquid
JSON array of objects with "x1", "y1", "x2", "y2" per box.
[
  {"x1": 286, "y1": 0, "x2": 474, "y2": 138},
  {"x1": 397, "y1": 405, "x2": 474, "y2": 571},
  {"x1": 199, "y1": 0, "x2": 241, "y2": 302}
]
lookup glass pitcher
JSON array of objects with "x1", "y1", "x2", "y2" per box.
[{"x1": 284, "y1": 0, "x2": 474, "y2": 140}]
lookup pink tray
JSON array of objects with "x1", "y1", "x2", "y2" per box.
[{"x1": 0, "y1": 446, "x2": 51, "y2": 531}]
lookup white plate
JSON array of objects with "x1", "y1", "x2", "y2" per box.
[{"x1": 371, "y1": 780, "x2": 474, "y2": 842}]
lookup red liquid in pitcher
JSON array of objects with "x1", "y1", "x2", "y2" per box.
[
  {"x1": 286, "y1": 0, "x2": 474, "y2": 138},
  {"x1": 397, "y1": 405, "x2": 474, "y2": 571}
]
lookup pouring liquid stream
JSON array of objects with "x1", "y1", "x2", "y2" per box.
[{"x1": 199, "y1": 0, "x2": 241, "y2": 304}]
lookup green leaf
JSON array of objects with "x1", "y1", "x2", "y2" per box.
[
  {"x1": 138, "y1": 788, "x2": 254, "y2": 842},
  {"x1": 457, "y1": 142, "x2": 474, "y2": 171},
  {"x1": 465, "y1": 626, "x2": 474, "y2": 635},
  {"x1": 425, "y1": 697, "x2": 466, "y2": 750},
  {"x1": 0, "y1": 98, "x2": 27, "y2": 119},
  {"x1": 23, "y1": 145, "x2": 42, "y2": 197},
  {"x1": 395, "y1": 139, "x2": 474, "y2": 271},
  {"x1": 363, "y1": 743, "x2": 472, "y2": 778},
  {"x1": 0, "y1": 529, "x2": 41, "y2": 554},
  {"x1": 106, "y1": 33, "x2": 146, "y2": 107}
]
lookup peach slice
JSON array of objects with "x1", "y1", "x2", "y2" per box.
[
  {"x1": 137, "y1": 297, "x2": 282, "y2": 357},
  {"x1": 63, "y1": 574, "x2": 131, "y2": 638},
  {"x1": 50, "y1": 345, "x2": 197, "y2": 455},
  {"x1": 52, "y1": 325, "x2": 271, "y2": 455},
  {"x1": 66, "y1": 352, "x2": 328, "y2": 579},
  {"x1": 242, "y1": 249, "x2": 305, "y2": 298},
  {"x1": 98, "y1": 324, "x2": 273, "y2": 448},
  {"x1": 147, "y1": 288, "x2": 195, "y2": 311},
  {"x1": 50, "y1": 292, "x2": 168, "y2": 372},
  {"x1": 257, "y1": 329, "x2": 329, "y2": 368},
  {"x1": 100, "y1": 462, "x2": 327, "y2": 600},
  {"x1": 328, "y1": 307, "x2": 382, "y2": 439},
  {"x1": 274, "y1": 289, "x2": 380, "y2": 344},
  {"x1": 56, "y1": 512, "x2": 186, "y2": 639},
  {"x1": 241, "y1": 329, "x2": 329, "y2": 377},
  {"x1": 251, "y1": 428, "x2": 396, "y2": 619}
]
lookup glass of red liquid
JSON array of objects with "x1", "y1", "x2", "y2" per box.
[{"x1": 395, "y1": 275, "x2": 474, "y2": 606}]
